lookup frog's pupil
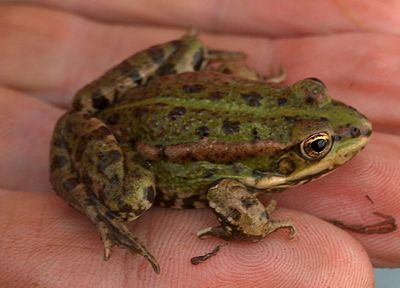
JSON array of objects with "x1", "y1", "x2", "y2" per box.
[{"x1": 311, "y1": 139, "x2": 327, "y2": 152}]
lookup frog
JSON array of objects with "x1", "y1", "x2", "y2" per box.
[{"x1": 49, "y1": 31, "x2": 372, "y2": 274}]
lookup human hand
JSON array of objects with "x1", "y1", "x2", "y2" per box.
[{"x1": 1, "y1": 1, "x2": 399, "y2": 287}]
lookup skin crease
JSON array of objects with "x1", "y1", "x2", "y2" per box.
[{"x1": 0, "y1": 1, "x2": 400, "y2": 287}]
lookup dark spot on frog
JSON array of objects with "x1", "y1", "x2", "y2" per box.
[
  {"x1": 241, "y1": 197, "x2": 257, "y2": 209},
  {"x1": 277, "y1": 97, "x2": 287, "y2": 106},
  {"x1": 97, "y1": 150, "x2": 122, "y2": 173},
  {"x1": 143, "y1": 160, "x2": 152, "y2": 169},
  {"x1": 73, "y1": 99, "x2": 83, "y2": 111},
  {"x1": 195, "y1": 126, "x2": 210, "y2": 139},
  {"x1": 283, "y1": 116, "x2": 298, "y2": 123},
  {"x1": 53, "y1": 137, "x2": 67, "y2": 149},
  {"x1": 251, "y1": 127, "x2": 261, "y2": 142},
  {"x1": 228, "y1": 207, "x2": 242, "y2": 221},
  {"x1": 92, "y1": 91, "x2": 110, "y2": 110},
  {"x1": 95, "y1": 126, "x2": 112, "y2": 138},
  {"x1": 51, "y1": 155, "x2": 68, "y2": 171},
  {"x1": 155, "y1": 194, "x2": 178, "y2": 208},
  {"x1": 202, "y1": 168, "x2": 216, "y2": 178},
  {"x1": 221, "y1": 67, "x2": 232, "y2": 74},
  {"x1": 130, "y1": 68, "x2": 143, "y2": 84},
  {"x1": 62, "y1": 178, "x2": 79, "y2": 192},
  {"x1": 106, "y1": 113, "x2": 120, "y2": 125},
  {"x1": 134, "y1": 107, "x2": 149, "y2": 118},
  {"x1": 305, "y1": 96, "x2": 315, "y2": 104},
  {"x1": 192, "y1": 48, "x2": 204, "y2": 71},
  {"x1": 320, "y1": 117, "x2": 329, "y2": 122},
  {"x1": 232, "y1": 163, "x2": 242, "y2": 174},
  {"x1": 110, "y1": 174, "x2": 120, "y2": 186},
  {"x1": 182, "y1": 194, "x2": 204, "y2": 208},
  {"x1": 116, "y1": 202, "x2": 136, "y2": 217},
  {"x1": 278, "y1": 158, "x2": 296, "y2": 175},
  {"x1": 351, "y1": 127, "x2": 361, "y2": 137},
  {"x1": 241, "y1": 92, "x2": 262, "y2": 107},
  {"x1": 81, "y1": 174, "x2": 94, "y2": 190},
  {"x1": 157, "y1": 63, "x2": 177, "y2": 76},
  {"x1": 168, "y1": 106, "x2": 186, "y2": 120},
  {"x1": 222, "y1": 119, "x2": 241, "y2": 134},
  {"x1": 147, "y1": 46, "x2": 165, "y2": 64},
  {"x1": 182, "y1": 84, "x2": 206, "y2": 93},
  {"x1": 209, "y1": 91, "x2": 223, "y2": 100}
]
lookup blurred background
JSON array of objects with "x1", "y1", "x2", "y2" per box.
[{"x1": 375, "y1": 269, "x2": 400, "y2": 287}]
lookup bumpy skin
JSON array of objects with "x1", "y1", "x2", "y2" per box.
[{"x1": 50, "y1": 32, "x2": 372, "y2": 273}]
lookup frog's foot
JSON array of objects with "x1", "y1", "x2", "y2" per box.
[
  {"x1": 211, "y1": 60, "x2": 286, "y2": 83},
  {"x1": 264, "y1": 64, "x2": 286, "y2": 84},
  {"x1": 212, "y1": 62, "x2": 263, "y2": 81},
  {"x1": 91, "y1": 202, "x2": 160, "y2": 273},
  {"x1": 198, "y1": 179, "x2": 296, "y2": 241}
]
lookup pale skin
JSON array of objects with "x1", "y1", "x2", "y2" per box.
[{"x1": 1, "y1": 1, "x2": 400, "y2": 287}]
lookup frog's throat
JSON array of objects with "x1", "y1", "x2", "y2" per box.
[{"x1": 242, "y1": 135, "x2": 370, "y2": 190}]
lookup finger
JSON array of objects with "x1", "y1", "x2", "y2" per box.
[
  {"x1": 1, "y1": 6, "x2": 399, "y2": 134},
  {"x1": 0, "y1": 87, "x2": 62, "y2": 192},
  {"x1": 0, "y1": 189, "x2": 374, "y2": 287},
  {"x1": 272, "y1": 132, "x2": 400, "y2": 267},
  {"x1": 6, "y1": 0, "x2": 400, "y2": 37}
]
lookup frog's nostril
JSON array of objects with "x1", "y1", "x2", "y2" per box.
[{"x1": 350, "y1": 127, "x2": 361, "y2": 138}]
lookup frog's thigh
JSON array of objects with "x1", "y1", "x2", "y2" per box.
[
  {"x1": 74, "y1": 124, "x2": 156, "y2": 222},
  {"x1": 197, "y1": 179, "x2": 296, "y2": 240},
  {"x1": 50, "y1": 112, "x2": 159, "y2": 273}
]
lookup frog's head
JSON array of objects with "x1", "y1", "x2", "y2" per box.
[{"x1": 243, "y1": 78, "x2": 372, "y2": 190}]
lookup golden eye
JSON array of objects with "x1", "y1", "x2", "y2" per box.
[{"x1": 300, "y1": 132, "x2": 332, "y2": 160}]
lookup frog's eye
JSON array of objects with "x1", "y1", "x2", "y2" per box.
[{"x1": 300, "y1": 132, "x2": 332, "y2": 160}]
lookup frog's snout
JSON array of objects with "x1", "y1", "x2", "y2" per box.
[{"x1": 359, "y1": 118, "x2": 373, "y2": 138}]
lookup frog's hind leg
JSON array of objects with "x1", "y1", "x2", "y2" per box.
[
  {"x1": 197, "y1": 179, "x2": 296, "y2": 241},
  {"x1": 50, "y1": 112, "x2": 160, "y2": 273},
  {"x1": 212, "y1": 60, "x2": 286, "y2": 83}
]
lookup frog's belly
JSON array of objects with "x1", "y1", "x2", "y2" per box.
[
  {"x1": 151, "y1": 161, "x2": 217, "y2": 209},
  {"x1": 154, "y1": 172, "x2": 213, "y2": 209}
]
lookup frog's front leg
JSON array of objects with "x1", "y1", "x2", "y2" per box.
[
  {"x1": 50, "y1": 113, "x2": 160, "y2": 273},
  {"x1": 197, "y1": 179, "x2": 296, "y2": 241}
]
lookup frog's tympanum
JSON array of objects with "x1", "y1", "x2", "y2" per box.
[{"x1": 50, "y1": 32, "x2": 372, "y2": 273}]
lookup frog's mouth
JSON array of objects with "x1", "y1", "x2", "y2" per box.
[{"x1": 242, "y1": 122, "x2": 371, "y2": 190}]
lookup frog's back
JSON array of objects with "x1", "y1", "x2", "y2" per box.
[{"x1": 99, "y1": 71, "x2": 294, "y2": 146}]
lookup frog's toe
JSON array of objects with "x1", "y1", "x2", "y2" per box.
[
  {"x1": 197, "y1": 226, "x2": 232, "y2": 240},
  {"x1": 97, "y1": 221, "x2": 114, "y2": 261},
  {"x1": 264, "y1": 219, "x2": 297, "y2": 240},
  {"x1": 94, "y1": 211, "x2": 160, "y2": 274},
  {"x1": 265, "y1": 64, "x2": 286, "y2": 84}
]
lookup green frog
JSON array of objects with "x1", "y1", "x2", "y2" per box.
[{"x1": 49, "y1": 31, "x2": 372, "y2": 274}]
